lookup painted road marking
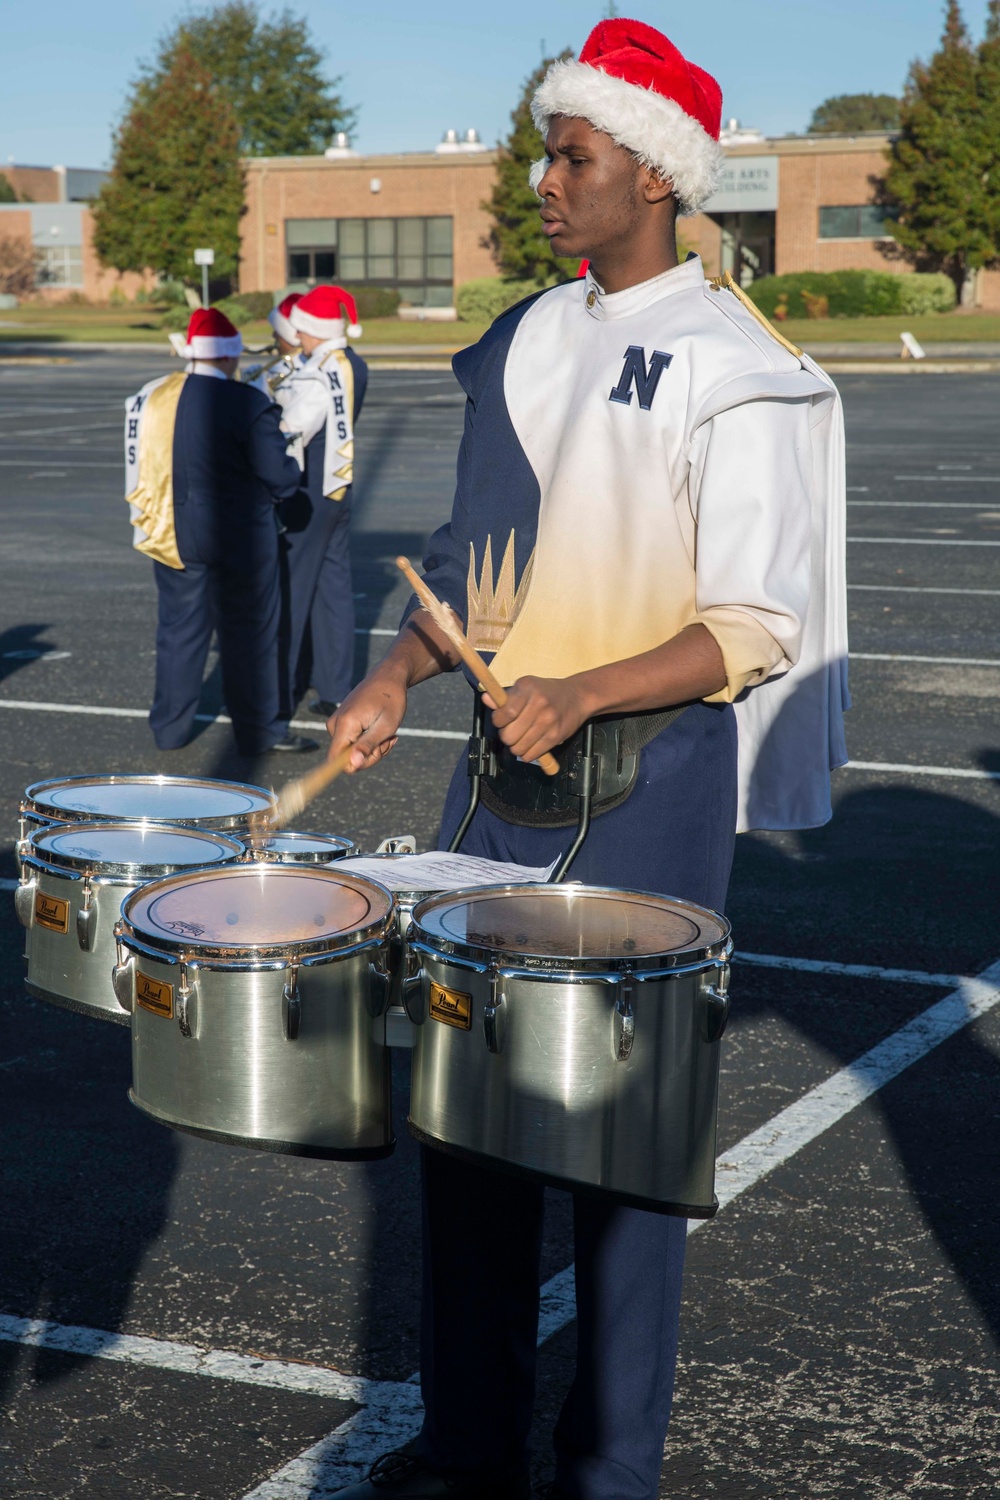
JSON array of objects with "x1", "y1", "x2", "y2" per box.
[
  {"x1": 894, "y1": 475, "x2": 1000, "y2": 482},
  {"x1": 848, "y1": 536, "x2": 1000, "y2": 547},
  {"x1": 243, "y1": 960, "x2": 1000, "y2": 1496},
  {"x1": 737, "y1": 952, "x2": 966, "y2": 987},
  {"x1": 850, "y1": 652, "x2": 1000, "y2": 666},
  {"x1": 842, "y1": 760, "x2": 1000, "y2": 782},
  {"x1": 849, "y1": 499, "x2": 1000, "y2": 509},
  {"x1": 849, "y1": 584, "x2": 1000, "y2": 596}
]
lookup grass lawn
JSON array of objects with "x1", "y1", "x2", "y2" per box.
[{"x1": 2, "y1": 300, "x2": 999, "y2": 348}]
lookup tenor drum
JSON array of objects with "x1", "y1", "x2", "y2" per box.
[
  {"x1": 18, "y1": 774, "x2": 273, "y2": 870},
  {"x1": 243, "y1": 830, "x2": 358, "y2": 863},
  {"x1": 116, "y1": 864, "x2": 395, "y2": 1158},
  {"x1": 406, "y1": 884, "x2": 732, "y2": 1216},
  {"x1": 16, "y1": 822, "x2": 245, "y2": 1023},
  {"x1": 340, "y1": 854, "x2": 444, "y2": 1048}
]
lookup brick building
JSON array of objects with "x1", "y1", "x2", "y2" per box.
[
  {"x1": 0, "y1": 164, "x2": 151, "y2": 301},
  {"x1": 241, "y1": 128, "x2": 1000, "y2": 312}
]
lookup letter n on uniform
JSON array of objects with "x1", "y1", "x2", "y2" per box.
[{"x1": 609, "y1": 346, "x2": 673, "y2": 410}]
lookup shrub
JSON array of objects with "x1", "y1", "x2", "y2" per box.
[
  {"x1": 220, "y1": 290, "x2": 273, "y2": 320},
  {"x1": 456, "y1": 277, "x2": 538, "y2": 324},
  {"x1": 158, "y1": 304, "x2": 191, "y2": 331},
  {"x1": 896, "y1": 273, "x2": 956, "y2": 315},
  {"x1": 342, "y1": 285, "x2": 400, "y2": 319},
  {"x1": 747, "y1": 269, "x2": 959, "y2": 320},
  {"x1": 154, "y1": 278, "x2": 189, "y2": 307},
  {"x1": 212, "y1": 294, "x2": 252, "y2": 326}
]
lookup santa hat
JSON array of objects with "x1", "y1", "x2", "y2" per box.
[
  {"x1": 172, "y1": 307, "x2": 243, "y2": 360},
  {"x1": 290, "y1": 285, "x2": 363, "y2": 341},
  {"x1": 530, "y1": 18, "x2": 723, "y2": 215},
  {"x1": 268, "y1": 292, "x2": 302, "y2": 345}
]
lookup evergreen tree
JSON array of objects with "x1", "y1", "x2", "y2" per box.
[
  {"x1": 92, "y1": 48, "x2": 245, "y2": 285},
  {"x1": 975, "y1": 0, "x2": 1000, "y2": 254},
  {"x1": 0, "y1": 174, "x2": 17, "y2": 203},
  {"x1": 808, "y1": 93, "x2": 900, "y2": 133},
  {"x1": 152, "y1": 3, "x2": 355, "y2": 157},
  {"x1": 880, "y1": 1, "x2": 995, "y2": 295},
  {"x1": 484, "y1": 51, "x2": 577, "y2": 286}
]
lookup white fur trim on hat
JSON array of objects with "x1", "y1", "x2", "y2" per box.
[
  {"x1": 187, "y1": 332, "x2": 243, "y2": 358},
  {"x1": 531, "y1": 58, "x2": 723, "y2": 215},
  {"x1": 268, "y1": 307, "x2": 300, "y2": 345},
  {"x1": 290, "y1": 306, "x2": 363, "y2": 341}
]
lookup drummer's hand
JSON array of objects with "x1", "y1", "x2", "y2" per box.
[
  {"x1": 483, "y1": 676, "x2": 589, "y2": 764},
  {"x1": 327, "y1": 665, "x2": 408, "y2": 772}
]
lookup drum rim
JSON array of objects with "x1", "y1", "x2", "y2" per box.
[
  {"x1": 21, "y1": 773, "x2": 274, "y2": 825},
  {"x1": 26, "y1": 820, "x2": 246, "y2": 880},
  {"x1": 408, "y1": 882, "x2": 731, "y2": 972},
  {"x1": 120, "y1": 862, "x2": 395, "y2": 960},
  {"x1": 245, "y1": 830, "x2": 358, "y2": 862}
]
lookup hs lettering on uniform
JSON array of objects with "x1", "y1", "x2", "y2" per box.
[{"x1": 609, "y1": 346, "x2": 673, "y2": 410}]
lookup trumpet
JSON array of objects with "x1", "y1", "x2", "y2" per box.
[{"x1": 240, "y1": 345, "x2": 292, "y2": 385}]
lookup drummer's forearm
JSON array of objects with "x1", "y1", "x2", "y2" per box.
[
  {"x1": 571, "y1": 625, "x2": 727, "y2": 718},
  {"x1": 379, "y1": 610, "x2": 461, "y2": 687}
]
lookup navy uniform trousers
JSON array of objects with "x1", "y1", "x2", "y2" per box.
[
  {"x1": 149, "y1": 375, "x2": 300, "y2": 755},
  {"x1": 416, "y1": 700, "x2": 738, "y2": 1500},
  {"x1": 279, "y1": 348, "x2": 367, "y2": 716}
]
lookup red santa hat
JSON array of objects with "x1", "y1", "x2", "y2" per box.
[
  {"x1": 530, "y1": 18, "x2": 723, "y2": 215},
  {"x1": 268, "y1": 292, "x2": 302, "y2": 345},
  {"x1": 290, "y1": 285, "x2": 363, "y2": 341},
  {"x1": 176, "y1": 307, "x2": 243, "y2": 359}
]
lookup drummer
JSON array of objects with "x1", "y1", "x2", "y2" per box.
[{"x1": 327, "y1": 18, "x2": 847, "y2": 1500}]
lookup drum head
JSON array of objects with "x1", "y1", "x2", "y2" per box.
[
  {"x1": 125, "y1": 864, "x2": 393, "y2": 956},
  {"x1": 249, "y1": 831, "x2": 357, "y2": 862},
  {"x1": 31, "y1": 822, "x2": 244, "y2": 878},
  {"x1": 412, "y1": 885, "x2": 729, "y2": 967},
  {"x1": 23, "y1": 775, "x2": 272, "y2": 826}
]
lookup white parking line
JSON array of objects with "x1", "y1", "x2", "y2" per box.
[
  {"x1": 894, "y1": 475, "x2": 1000, "y2": 482},
  {"x1": 851, "y1": 652, "x2": 1000, "y2": 666},
  {"x1": 849, "y1": 499, "x2": 999, "y2": 509},
  {"x1": 244, "y1": 960, "x2": 1000, "y2": 1496},
  {"x1": 0, "y1": 699, "x2": 467, "y2": 742},
  {"x1": 848, "y1": 536, "x2": 1000, "y2": 547},
  {"x1": 3, "y1": 956, "x2": 997, "y2": 1492},
  {"x1": 843, "y1": 760, "x2": 1000, "y2": 782},
  {"x1": 848, "y1": 584, "x2": 1000, "y2": 597}
]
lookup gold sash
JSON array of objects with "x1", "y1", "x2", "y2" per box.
[
  {"x1": 127, "y1": 372, "x2": 186, "y2": 570},
  {"x1": 324, "y1": 349, "x2": 355, "y2": 501}
]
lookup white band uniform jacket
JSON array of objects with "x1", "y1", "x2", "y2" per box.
[
  {"x1": 274, "y1": 338, "x2": 357, "y2": 499},
  {"x1": 415, "y1": 255, "x2": 849, "y2": 833}
]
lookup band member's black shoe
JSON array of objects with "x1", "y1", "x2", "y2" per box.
[
  {"x1": 267, "y1": 733, "x2": 319, "y2": 753},
  {"x1": 330, "y1": 1450, "x2": 531, "y2": 1499},
  {"x1": 308, "y1": 699, "x2": 340, "y2": 717}
]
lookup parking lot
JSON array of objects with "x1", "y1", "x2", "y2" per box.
[{"x1": 0, "y1": 351, "x2": 997, "y2": 1499}]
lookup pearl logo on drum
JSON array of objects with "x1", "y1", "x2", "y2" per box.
[
  {"x1": 136, "y1": 972, "x2": 174, "y2": 1019},
  {"x1": 34, "y1": 892, "x2": 69, "y2": 934},
  {"x1": 428, "y1": 980, "x2": 472, "y2": 1031}
]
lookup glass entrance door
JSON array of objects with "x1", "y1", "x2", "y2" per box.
[{"x1": 718, "y1": 212, "x2": 776, "y2": 287}]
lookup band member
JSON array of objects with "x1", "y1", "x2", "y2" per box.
[
  {"x1": 272, "y1": 285, "x2": 369, "y2": 720},
  {"x1": 125, "y1": 306, "x2": 315, "y2": 756},
  {"x1": 244, "y1": 292, "x2": 304, "y2": 395},
  {"x1": 327, "y1": 18, "x2": 847, "y2": 1500}
]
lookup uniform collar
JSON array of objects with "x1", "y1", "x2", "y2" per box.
[
  {"x1": 305, "y1": 337, "x2": 347, "y2": 366},
  {"x1": 583, "y1": 255, "x2": 705, "y2": 321},
  {"x1": 186, "y1": 360, "x2": 230, "y2": 380}
]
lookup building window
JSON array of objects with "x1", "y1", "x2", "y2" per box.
[
  {"x1": 818, "y1": 205, "x2": 898, "y2": 239},
  {"x1": 35, "y1": 244, "x2": 83, "y2": 287},
  {"x1": 284, "y1": 216, "x2": 454, "y2": 306}
]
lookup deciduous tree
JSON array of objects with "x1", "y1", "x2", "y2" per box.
[
  {"x1": 808, "y1": 93, "x2": 900, "y2": 133},
  {"x1": 153, "y1": 2, "x2": 355, "y2": 157},
  {"x1": 0, "y1": 236, "x2": 36, "y2": 297},
  {"x1": 92, "y1": 48, "x2": 245, "y2": 285}
]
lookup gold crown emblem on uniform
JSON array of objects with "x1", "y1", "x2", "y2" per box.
[{"x1": 466, "y1": 530, "x2": 533, "y2": 653}]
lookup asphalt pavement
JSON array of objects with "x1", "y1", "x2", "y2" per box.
[{"x1": 0, "y1": 353, "x2": 997, "y2": 1499}]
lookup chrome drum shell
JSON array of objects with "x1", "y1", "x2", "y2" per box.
[
  {"x1": 406, "y1": 884, "x2": 732, "y2": 1217},
  {"x1": 118, "y1": 864, "x2": 396, "y2": 1159}
]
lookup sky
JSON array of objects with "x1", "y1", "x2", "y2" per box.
[{"x1": 0, "y1": 0, "x2": 994, "y2": 169}]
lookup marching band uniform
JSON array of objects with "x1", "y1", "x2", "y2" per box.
[
  {"x1": 125, "y1": 308, "x2": 303, "y2": 756},
  {"x1": 336, "y1": 20, "x2": 847, "y2": 1500},
  {"x1": 243, "y1": 293, "x2": 305, "y2": 398},
  {"x1": 272, "y1": 286, "x2": 369, "y2": 719}
]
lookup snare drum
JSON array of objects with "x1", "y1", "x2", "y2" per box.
[
  {"x1": 18, "y1": 774, "x2": 273, "y2": 869},
  {"x1": 243, "y1": 830, "x2": 358, "y2": 863},
  {"x1": 16, "y1": 822, "x2": 245, "y2": 1023},
  {"x1": 116, "y1": 864, "x2": 395, "y2": 1158},
  {"x1": 406, "y1": 884, "x2": 732, "y2": 1216}
]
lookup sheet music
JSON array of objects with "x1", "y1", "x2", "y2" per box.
[{"x1": 339, "y1": 851, "x2": 558, "y2": 893}]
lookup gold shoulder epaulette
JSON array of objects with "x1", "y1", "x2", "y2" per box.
[{"x1": 707, "y1": 270, "x2": 804, "y2": 360}]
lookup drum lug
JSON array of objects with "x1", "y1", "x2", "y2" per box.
[
  {"x1": 613, "y1": 969, "x2": 635, "y2": 1061},
  {"x1": 367, "y1": 945, "x2": 392, "y2": 1018},
  {"x1": 401, "y1": 958, "x2": 426, "y2": 1024},
  {"x1": 374, "y1": 834, "x2": 416, "y2": 854},
  {"x1": 112, "y1": 924, "x2": 135, "y2": 1013},
  {"x1": 177, "y1": 961, "x2": 198, "y2": 1039},
  {"x1": 702, "y1": 961, "x2": 730, "y2": 1044},
  {"x1": 282, "y1": 963, "x2": 301, "y2": 1041},
  {"x1": 76, "y1": 877, "x2": 96, "y2": 951},
  {"x1": 14, "y1": 872, "x2": 36, "y2": 930},
  {"x1": 483, "y1": 961, "x2": 507, "y2": 1054},
  {"x1": 15, "y1": 836, "x2": 29, "y2": 876}
]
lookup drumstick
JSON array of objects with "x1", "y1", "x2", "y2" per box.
[
  {"x1": 396, "y1": 556, "x2": 560, "y2": 777},
  {"x1": 269, "y1": 743, "x2": 356, "y2": 831}
]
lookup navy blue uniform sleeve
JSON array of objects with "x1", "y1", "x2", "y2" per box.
[
  {"x1": 346, "y1": 348, "x2": 368, "y2": 422},
  {"x1": 246, "y1": 399, "x2": 303, "y2": 500}
]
